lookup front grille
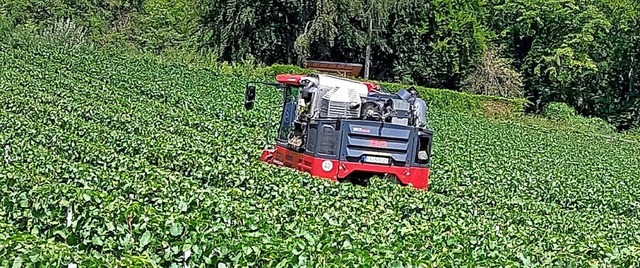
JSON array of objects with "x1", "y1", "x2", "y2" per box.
[
  {"x1": 343, "y1": 133, "x2": 410, "y2": 165},
  {"x1": 341, "y1": 120, "x2": 414, "y2": 166}
]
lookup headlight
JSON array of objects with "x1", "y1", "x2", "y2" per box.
[{"x1": 418, "y1": 151, "x2": 428, "y2": 160}]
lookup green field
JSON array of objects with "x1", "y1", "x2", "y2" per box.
[{"x1": 1, "y1": 38, "x2": 640, "y2": 267}]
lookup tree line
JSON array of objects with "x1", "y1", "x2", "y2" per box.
[{"x1": 2, "y1": 0, "x2": 638, "y2": 130}]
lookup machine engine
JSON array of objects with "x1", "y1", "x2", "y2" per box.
[
  {"x1": 295, "y1": 74, "x2": 428, "y2": 128},
  {"x1": 284, "y1": 74, "x2": 429, "y2": 152}
]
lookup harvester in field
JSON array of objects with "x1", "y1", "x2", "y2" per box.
[{"x1": 244, "y1": 73, "x2": 434, "y2": 190}]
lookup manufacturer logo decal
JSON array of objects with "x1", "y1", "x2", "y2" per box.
[
  {"x1": 352, "y1": 127, "x2": 370, "y2": 133},
  {"x1": 369, "y1": 139, "x2": 388, "y2": 148}
]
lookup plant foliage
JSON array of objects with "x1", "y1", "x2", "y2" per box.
[
  {"x1": 462, "y1": 44, "x2": 524, "y2": 98},
  {"x1": 2, "y1": 0, "x2": 639, "y2": 131},
  {"x1": 1, "y1": 36, "x2": 640, "y2": 267}
]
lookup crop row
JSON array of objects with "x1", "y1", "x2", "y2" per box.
[
  {"x1": 4, "y1": 102, "x2": 639, "y2": 266},
  {"x1": 0, "y1": 60, "x2": 267, "y2": 189},
  {"x1": 2, "y1": 40, "x2": 273, "y2": 126},
  {"x1": 0, "y1": 106, "x2": 444, "y2": 266},
  {"x1": 0, "y1": 108, "x2": 308, "y2": 266}
]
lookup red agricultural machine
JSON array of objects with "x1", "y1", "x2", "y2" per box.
[{"x1": 244, "y1": 73, "x2": 434, "y2": 190}]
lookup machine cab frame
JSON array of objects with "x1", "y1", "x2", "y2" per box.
[{"x1": 243, "y1": 73, "x2": 434, "y2": 190}]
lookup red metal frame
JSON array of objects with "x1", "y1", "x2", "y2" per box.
[
  {"x1": 274, "y1": 74, "x2": 382, "y2": 92},
  {"x1": 275, "y1": 74, "x2": 305, "y2": 86},
  {"x1": 260, "y1": 145, "x2": 429, "y2": 190},
  {"x1": 363, "y1": 82, "x2": 380, "y2": 92}
]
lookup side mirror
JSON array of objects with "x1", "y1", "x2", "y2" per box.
[{"x1": 244, "y1": 84, "x2": 256, "y2": 110}]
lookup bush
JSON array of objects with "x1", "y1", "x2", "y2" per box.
[
  {"x1": 578, "y1": 117, "x2": 617, "y2": 134},
  {"x1": 542, "y1": 102, "x2": 616, "y2": 133},
  {"x1": 462, "y1": 44, "x2": 524, "y2": 98},
  {"x1": 39, "y1": 18, "x2": 89, "y2": 50},
  {"x1": 623, "y1": 127, "x2": 640, "y2": 141},
  {"x1": 122, "y1": 0, "x2": 204, "y2": 53},
  {"x1": 543, "y1": 102, "x2": 577, "y2": 121}
]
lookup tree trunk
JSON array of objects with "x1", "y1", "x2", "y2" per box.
[
  {"x1": 286, "y1": 13, "x2": 291, "y2": 64},
  {"x1": 364, "y1": 6, "x2": 373, "y2": 79}
]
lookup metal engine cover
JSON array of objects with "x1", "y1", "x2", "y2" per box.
[{"x1": 319, "y1": 87, "x2": 362, "y2": 118}]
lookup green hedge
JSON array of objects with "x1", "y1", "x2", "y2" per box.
[
  {"x1": 540, "y1": 102, "x2": 617, "y2": 134},
  {"x1": 378, "y1": 82, "x2": 526, "y2": 116},
  {"x1": 246, "y1": 64, "x2": 628, "y2": 137}
]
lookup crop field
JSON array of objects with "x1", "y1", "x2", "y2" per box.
[{"x1": 1, "y1": 39, "x2": 640, "y2": 267}]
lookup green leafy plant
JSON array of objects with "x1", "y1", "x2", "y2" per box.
[{"x1": 543, "y1": 102, "x2": 578, "y2": 121}]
